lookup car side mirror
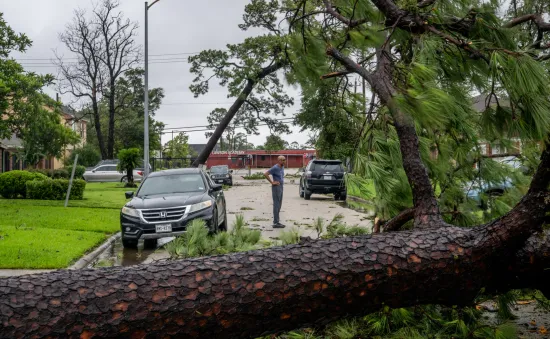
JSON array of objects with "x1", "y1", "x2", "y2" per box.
[
  {"x1": 230, "y1": 170, "x2": 233, "y2": 173},
  {"x1": 125, "y1": 191, "x2": 134, "y2": 199},
  {"x1": 92, "y1": 170, "x2": 96, "y2": 173},
  {"x1": 211, "y1": 184, "x2": 223, "y2": 192}
]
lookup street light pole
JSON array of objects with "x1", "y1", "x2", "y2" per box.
[
  {"x1": 144, "y1": 0, "x2": 160, "y2": 177},
  {"x1": 144, "y1": 1, "x2": 150, "y2": 177}
]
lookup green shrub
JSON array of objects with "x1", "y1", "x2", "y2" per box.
[
  {"x1": 64, "y1": 144, "x2": 101, "y2": 167},
  {"x1": 0, "y1": 171, "x2": 49, "y2": 198},
  {"x1": 27, "y1": 168, "x2": 51, "y2": 177},
  {"x1": 26, "y1": 179, "x2": 86, "y2": 200},
  {"x1": 66, "y1": 165, "x2": 86, "y2": 179},
  {"x1": 51, "y1": 168, "x2": 69, "y2": 179}
]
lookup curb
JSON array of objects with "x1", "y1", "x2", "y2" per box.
[{"x1": 69, "y1": 232, "x2": 121, "y2": 270}]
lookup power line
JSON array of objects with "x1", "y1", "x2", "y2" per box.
[
  {"x1": 162, "y1": 102, "x2": 235, "y2": 106},
  {"x1": 12, "y1": 52, "x2": 205, "y2": 61},
  {"x1": 161, "y1": 120, "x2": 297, "y2": 135},
  {"x1": 163, "y1": 117, "x2": 296, "y2": 131}
]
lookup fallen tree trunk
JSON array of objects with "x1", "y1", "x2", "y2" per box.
[{"x1": 1, "y1": 194, "x2": 548, "y2": 338}]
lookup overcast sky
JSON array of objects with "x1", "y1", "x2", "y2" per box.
[{"x1": 4, "y1": 0, "x2": 309, "y2": 147}]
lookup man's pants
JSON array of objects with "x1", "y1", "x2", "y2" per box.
[{"x1": 271, "y1": 185, "x2": 283, "y2": 224}]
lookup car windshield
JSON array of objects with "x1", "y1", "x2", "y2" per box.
[
  {"x1": 312, "y1": 162, "x2": 343, "y2": 172},
  {"x1": 211, "y1": 166, "x2": 228, "y2": 174},
  {"x1": 137, "y1": 174, "x2": 206, "y2": 197}
]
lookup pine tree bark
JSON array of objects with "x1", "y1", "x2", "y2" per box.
[{"x1": 1, "y1": 191, "x2": 548, "y2": 338}]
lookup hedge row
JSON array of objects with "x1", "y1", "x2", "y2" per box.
[
  {"x1": 26, "y1": 179, "x2": 86, "y2": 200},
  {"x1": 28, "y1": 165, "x2": 86, "y2": 180},
  {"x1": 0, "y1": 171, "x2": 49, "y2": 198}
]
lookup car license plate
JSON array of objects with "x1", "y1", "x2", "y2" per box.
[
  {"x1": 155, "y1": 224, "x2": 172, "y2": 233},
  {"x1": 217, "y1": 180, "x2": 223, "y2": 183},
  {"x1": 323, "y1": 175, "x2": 332, "y2": 180}
]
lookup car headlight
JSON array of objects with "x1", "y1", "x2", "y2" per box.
[
  {"x1": 121, "y1": 206, "x2": 140, "y2": 218},
  {"x1": 225, "y1": 175, "x2": 230, "y2": 178},
  {"x1": 188, "y1": 200, "x2": 212, "y2": 213}
]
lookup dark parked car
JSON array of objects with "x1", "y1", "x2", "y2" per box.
[
  {"x1": 299, "y1": 159, "x2": 347, "y2": 201},
  {"x1": 120, "y1": 168, "x2": 227, "y2": 248},
  {"x1": 209, "y1": 165, "x2": 233, "y2": 186}
]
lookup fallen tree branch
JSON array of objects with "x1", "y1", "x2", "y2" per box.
[
  {"x1": 1, "y1": 190, "x2": 548, "y2": 338},
  {"x1": 383, "y1": 208, "x2": 415, "y2": 232}
]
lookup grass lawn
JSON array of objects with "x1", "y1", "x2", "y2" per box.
[
  {"x1": 0, "y1": 226, "x2": 107, "y2": 269},
  {"x1": 0, "y1": 182, "x2": 135, "y2": 209},
  {"x1": 0, "y1": 205, "x2": 120, "y2": 233},
  {"x1": 0, "y1": 182, "x2": 133, "y2": 269}
]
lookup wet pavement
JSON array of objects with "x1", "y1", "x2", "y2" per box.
[
  {"x1": 89, "y1": 171, "x2": 373, "y2": 268},
  {"x1": 90, "y1": 237, "x2": 172, "y2": 268}
]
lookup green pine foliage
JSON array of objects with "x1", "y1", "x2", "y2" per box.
[{"x1": 164, "y1": 215, "x2": 263, "y2": 259}]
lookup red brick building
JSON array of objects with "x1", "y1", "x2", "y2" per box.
[{"x1": 205, "y1": 150, "x2": 317, "y2": 169}]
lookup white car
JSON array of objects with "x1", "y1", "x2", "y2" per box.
[{"x1": 83, "y1": 164, "x2": 144, "y2": 183}]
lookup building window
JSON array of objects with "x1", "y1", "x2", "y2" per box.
[
  {"x1": 479, "y1": 144, "x2": 488, "y2": 155},
  {"x1": 261, "y1": 155, "x2": 266, "y2": 161}
]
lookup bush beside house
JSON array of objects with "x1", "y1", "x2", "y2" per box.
[{"x1": 0, "y1": 171, "x2": 49, "y2": 198}]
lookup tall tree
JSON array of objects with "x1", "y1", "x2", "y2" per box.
[
  {"x1": 56, "y1": 9, "x2": 106, "y2": 159},
  {"x1": 56, "y1": 0, "x2": 140, "y2": 159},
  {"x1": 94, "y1": 0, "x2": 140, "y2": 159},
  {"x1": 0, "y1": 13, "x2": 54, "y2": 139},
  {"x1": 19, "y1": 97, "x2": 80, "y2": 167},
  {"x1": 264, "y1": 134, "x2": 288, "y2": 150},
  {"x1": 190, "y1": 0, "x2": 295, "y2": 166},
  {"x1": 85, "y1": 68, "x2": 164, "y2": 157}
]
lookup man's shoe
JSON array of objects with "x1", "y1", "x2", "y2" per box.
[{"x1": 273, "y1": 223, "x2": 286, "y2": 229}]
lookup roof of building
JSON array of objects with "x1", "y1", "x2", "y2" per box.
[
  {"x1": 61, "y1": 105, "x2": 90, "y2": 122},
  {"x1": 0, "y1": 134, "x2": 23, "y2": 150},
  {"x1": 208, "y1": 149, "x2": 316, "y2": 157}
]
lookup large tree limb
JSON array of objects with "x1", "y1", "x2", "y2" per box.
[
  {"x1": 504, "y1": 13, "x2": 550, "y2": 31},
  {"x1": 325, "y1": 46, "x2": 444, "y2": 227},
  {"x1": 192, "y1": 61, "x2": 285, "y2": 167},
  {"x1": 1, "y1": 192, "x2": 548, "y2": 338}
]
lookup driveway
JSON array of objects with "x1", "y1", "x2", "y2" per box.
[{"x1": 226, "y1": 168, "x2": 372, "y2": 239}]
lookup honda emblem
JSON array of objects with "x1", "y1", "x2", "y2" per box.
[{"x1": 160, "y1": 211, "x2": 167, "y2": 219}]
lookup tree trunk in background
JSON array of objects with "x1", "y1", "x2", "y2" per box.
[
  {"x1": 1, "y1": 191, "x2": 548, "y2": 338},
  {"x1": 91, "y1": 97, "x2": 108, "y2": 160},
  {"x1": 107, "y1": 80, "x2": 116, "y2": 159},
  {"x1": 192, "y1": 62, "x2": 285, "y2": 167}
]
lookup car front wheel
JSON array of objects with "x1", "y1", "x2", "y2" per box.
[{"x1": 122, "y1": 238, "x2": 137, "y2": 249}]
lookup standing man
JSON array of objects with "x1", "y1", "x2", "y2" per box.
[{"x1": 264, "y1": 156, "x2": 286, "y2": 228}]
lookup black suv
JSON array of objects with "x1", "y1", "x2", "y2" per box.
[
  {"x1": 209, "y1": 165, "x2": 233, "y2": 186},
  {"x1": 120, "y1": 168, "x2": 227, "y2": 248},
  {"x1": 299, "y1": 159, "x2": 347, "y2": 201}
]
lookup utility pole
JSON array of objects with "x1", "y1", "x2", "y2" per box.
[
  {"x1": 144, "y1": 1, "x2": 149, "y2": 177},
  {"x1": 144, "y1": 0, "x2": 160, "y2": 177}
]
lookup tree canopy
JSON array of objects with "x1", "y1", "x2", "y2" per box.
[{"x1": 0, "y1": 13, "x2": 77, "y2": 165}]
